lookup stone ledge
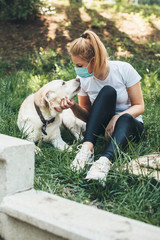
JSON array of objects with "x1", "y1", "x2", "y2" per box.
[
  {"x1": 123, "y1": 153, "x2": 160, "y2": 181},
  {"x1": 0, "y1": 134, "x2": 33, "y2": 149},
  {"x1": 0, "y1": 134, "x2": 35, "y2": 203},
  {"x1": 0, "y1": 189, "x2": 160, "y2": 240}
]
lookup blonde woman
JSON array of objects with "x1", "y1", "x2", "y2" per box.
[{"x1": 56, "y1": 30, "x2": 145, "y2": 183}]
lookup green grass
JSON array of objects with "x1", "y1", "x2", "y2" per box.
[{"x1": 0, "y1": 2, "x2": 160, "y2": 227}]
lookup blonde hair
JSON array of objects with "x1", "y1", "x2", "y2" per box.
[{"x1": 69, "y1": 30, "x2": 108, "y2": 75}]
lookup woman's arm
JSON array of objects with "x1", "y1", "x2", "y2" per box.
[
  {"x1": 122, "y1": 81, "x2": 144, "y2": 117},
  {"x1": 71, "y1": 95, "x2": 92, "y2": 122},
  {"x1": 54, "y1": 95, "x2": 92, "y2": 122},
  {"x1": 105, "y1": 81, "x2": 144, "y2": 138}
]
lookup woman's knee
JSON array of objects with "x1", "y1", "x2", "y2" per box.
[
  {"x1": 117, "y1": 113, "x2": 134, "y2": 126},
  {"x1": 98, "y1": 85, "x2": 117, "y2": 99},
  {"x1": 119, "y1": 113, "x2": 133, "y2": 121},
  {"x1": 117, "y1": 113, "x2": 143, "y2": 133},
  {"x1": 116, "y1": 113, "x2": 144, "y2": 141}
]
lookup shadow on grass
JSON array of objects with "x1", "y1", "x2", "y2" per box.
[
  {"x1": 84, "y1": 7, "x2": 157, "y2": 58},
  {"x1": 0, "y1": 16, "x2": 51, "y2": 59},
  {"x1": 0, "y1": 1, "x2": 159, "y2": 60}
]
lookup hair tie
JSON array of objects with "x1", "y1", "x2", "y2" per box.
[{"x1": 80, "y1": 33, "x2": 88, "y2": 39}]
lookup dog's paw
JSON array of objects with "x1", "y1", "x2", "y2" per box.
[
  {"x1": 59, "y1": 144, "x2": 72, "y2": 152},
  {"x1": 54, "y1": 144, "x2": 72, "y2": 152},
  {"x1": 68, "y1": 146, "x2": 73, "y2": 152},
  {"x1": 35, "y1": 146, "x2": 41, "y2": 155}
]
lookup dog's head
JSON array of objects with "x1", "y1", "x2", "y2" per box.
[{"x1": 35, "y1": 78, "x2": 80, "y2": 116}]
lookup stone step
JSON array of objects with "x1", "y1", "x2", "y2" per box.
[
  {"x1": 0, "y1": 134, "x2": 35, "y2": 203},
  {"x1": 0, "y1": 189, "x2": 160, "y2": 240}
]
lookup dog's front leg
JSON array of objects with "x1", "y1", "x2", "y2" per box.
[
  {"x1": 22, "y1": 128, "x2": 42, "y2": 154},
  {"x1": 51, "y1": 135, "x2": 71, "y2": 151},
  {"x1": 26, "y1": 136, "x2": 41, "y2": 155}
]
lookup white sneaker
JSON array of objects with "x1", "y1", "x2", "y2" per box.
[
  {"x1": 85, "y1": 156, "x2": 112, "y2": 182},
  {"x1": 71, "y1": 144, "x2": 94, "y2": 171}
]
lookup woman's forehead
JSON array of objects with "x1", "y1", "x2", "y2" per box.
[{"x1": 72, "y1": 55, "x2": 88, "y2": 64}]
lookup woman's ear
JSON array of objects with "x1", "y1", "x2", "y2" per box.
[
  {"x1": 91, "y1": 57, "x2": 95, "y2": 62},
  {"x1": 91, "y1": 57, "x2": 95, "y2": 71}
]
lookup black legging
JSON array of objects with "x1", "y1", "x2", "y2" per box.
[{"x1": 84, "y1": 86, "x2": 144, "y2": 162}]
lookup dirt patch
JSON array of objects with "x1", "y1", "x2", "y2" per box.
[{"x1": 0, "y1": 2, "x2": 160, "y2": 60}]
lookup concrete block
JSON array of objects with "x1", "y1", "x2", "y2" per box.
[
  {"x1": 123, "y1": 153, "x2": 160, "y2": 181},
  {"x1": 0, "y1": 189, "x2": 160, "y2": 240},
  {"x1": 0, "y1": 134, "x2": 35, "y2": 203}
]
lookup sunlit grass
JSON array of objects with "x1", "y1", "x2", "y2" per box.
[{"x1": 0, "y1": 48, "x2": 159, "y2": 226}]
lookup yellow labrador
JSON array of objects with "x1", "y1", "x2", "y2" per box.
[{"x1": 17, "y1": 79, "x2": 85, "y2": 150}]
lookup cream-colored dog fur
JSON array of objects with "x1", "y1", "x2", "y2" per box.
[{"x1": 17, "y1": 79, "x2": 85, "y2": 150}]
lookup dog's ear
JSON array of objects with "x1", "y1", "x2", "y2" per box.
[
  {"x1": 39, "y1": 90, "x2": 56, "y2": 107},
  {"x1": 44, "y1": 90, "x2": 56, "y2": 103}
]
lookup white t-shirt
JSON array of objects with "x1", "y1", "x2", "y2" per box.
[{"x1": 78, "y1": 60, "x2": 143, "y2": 122}]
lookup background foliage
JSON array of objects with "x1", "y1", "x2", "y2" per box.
[
  {"x1": 138, "y1": 0, "x2": 160, "y2": 4},
  {"x1": 0, "y1": 0, "x2": 42, "y2": 21}
]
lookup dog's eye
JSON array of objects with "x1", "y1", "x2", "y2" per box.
[{"x1": 62, "y1": 82, "x2": 66, "y2": 85}]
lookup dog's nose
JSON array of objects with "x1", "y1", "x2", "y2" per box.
[{"x1": 76, "y1": 78, "x2": 80, "y2": 82}]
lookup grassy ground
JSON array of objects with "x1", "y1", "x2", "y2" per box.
[{"x1": 0, "y1": 1, "x2": 160, "y2": 226}]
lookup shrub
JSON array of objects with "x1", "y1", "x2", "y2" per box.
[
  {"x1": 138, "y1": 0, "x2": 160, "y2": 5},
  {"x1": 0, "y1": 0, "x2": 42, "y2": 21}
]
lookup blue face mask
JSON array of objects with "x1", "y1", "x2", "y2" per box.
[{"x1": 74, "y1": 60, "x2": 94, "y2": 78}]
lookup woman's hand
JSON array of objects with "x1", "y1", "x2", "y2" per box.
[
  {"x1": 105, "y1": 114, "x2": 120, "y2": 139},
  {"x1": 54, "y1": 97, "x2": 76, "y2": 112}
]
